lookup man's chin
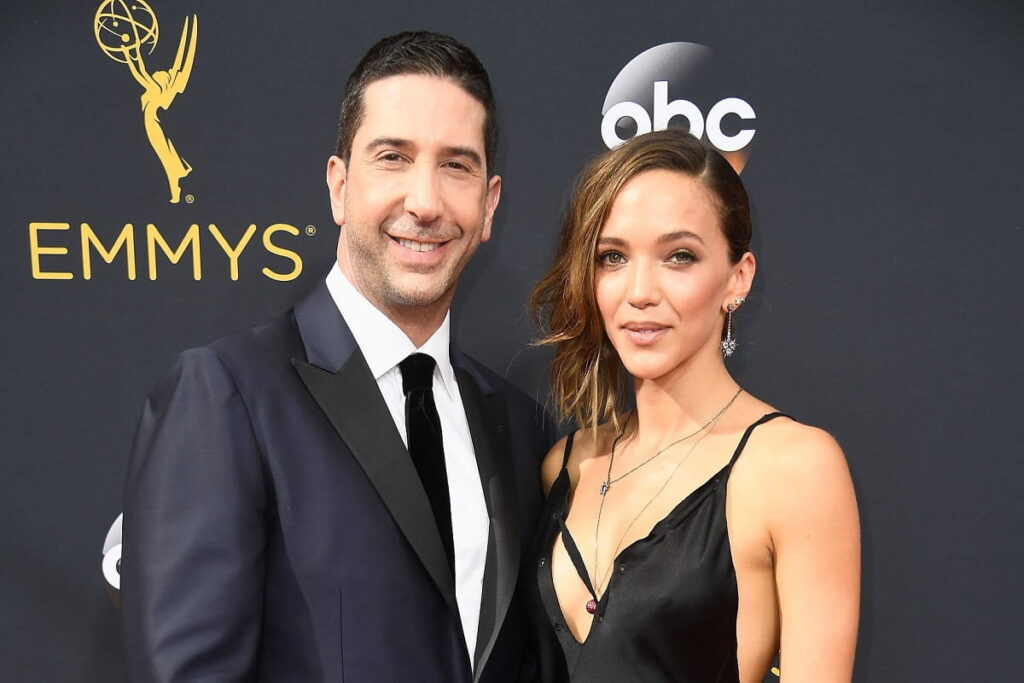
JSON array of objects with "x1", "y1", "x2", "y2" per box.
[{"x1": 384, "y1": 275, "x2": 455, "y2": 310}]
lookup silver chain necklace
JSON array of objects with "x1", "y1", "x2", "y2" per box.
[
  {"x1": 599, "y1": 388, "x2": 743, "y2": 496},
  {"x1": 589, "y1": 388, "x2": 744, "y2": 605}
]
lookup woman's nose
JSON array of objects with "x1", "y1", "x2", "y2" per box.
[{"x1": 626, "y1": 263, "x2": 661, "y2": 309}]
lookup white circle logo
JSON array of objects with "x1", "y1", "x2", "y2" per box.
[{"x1": 601, "y1": 42, "x2": 757, "y2": 172}]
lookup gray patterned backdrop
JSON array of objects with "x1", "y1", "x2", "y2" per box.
[{"x1": 2, "y1": 0, "x2": 1021, "y2": 679}]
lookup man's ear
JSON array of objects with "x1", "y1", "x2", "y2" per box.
[
  {"x1": 480, "y1": 174, "x2": 502, "y2": 243},
  {"x1": 326, "y1": 155, "x2": 347, "y2": 226}
]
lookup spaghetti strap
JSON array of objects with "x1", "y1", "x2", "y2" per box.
[
  {"x1": 727, "y1": 412, "x2": 790, "y2": 467},
  {"x1": 557, "y1": 514, "x2": 600, "y2": 607},
  {"x1": 560, "y1": 431, "x2": 576, "y2": 469}
]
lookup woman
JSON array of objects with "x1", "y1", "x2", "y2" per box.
[{"x1": 528, "y1": 129, "x2": 859, "y2": 682}]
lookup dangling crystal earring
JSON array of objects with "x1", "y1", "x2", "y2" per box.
[{"x1": 721, "y1": 297, "x2": 745, "y2": 357}]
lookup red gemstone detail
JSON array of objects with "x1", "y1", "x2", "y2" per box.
[{"x1": 585, "y1": 599, "x2": 598, "y2": 614}]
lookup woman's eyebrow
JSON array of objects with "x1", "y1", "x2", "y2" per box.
[{"x1": 657, "y1": 230, "x2": 704, "y2": 244}]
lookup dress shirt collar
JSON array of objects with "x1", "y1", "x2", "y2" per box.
[{"x1": 325, "y1": 263, "x2": 457, "y2": 400}]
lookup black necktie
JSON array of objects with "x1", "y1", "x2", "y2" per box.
[{"x1": 399, "y1": 353, "x2": 454, "y2": 574}]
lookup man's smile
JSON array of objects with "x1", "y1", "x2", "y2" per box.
[{"x1": 395, "y1": 237, "x2": 446, "y2": 252}]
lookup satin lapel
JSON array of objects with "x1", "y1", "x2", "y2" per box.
[
  {"x1": 456, "y1": 367, "x2": 519, "y2": 680},
  {"x1": 290, "y1": 283, "x2": 457, "y2": 616}
]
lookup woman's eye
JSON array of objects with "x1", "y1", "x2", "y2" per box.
[
  {"x1": 598, "y1": 251, "x2": 625, "y2": 266},
  {"x1": 669, "y1": 250, "x2": 697, "y2": 265}
]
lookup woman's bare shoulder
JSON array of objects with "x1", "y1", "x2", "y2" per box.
[
  {"x1": 540, "y1": 423, "x2": 617, "y2": 495},
  {"x1": 734, "y1": 415, "x2": 856, "y2": 527},
  {"x1": 744, "y1": 416, "x2": 847, "y2": 479},
  {"x1": 540, "y1": 435, "x2": 570, "y2": 495},
  {"x1": 732, "y1": 412, "x2": 846, "y2": 479}
]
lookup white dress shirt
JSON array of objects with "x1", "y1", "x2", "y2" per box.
[{"x1": 326, "y1": 264, "x2": 489, "y2": 666}]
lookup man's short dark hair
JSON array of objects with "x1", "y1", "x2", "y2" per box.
[{"x1": 335, "y1": 31, "x2": 498, "y2": 174}]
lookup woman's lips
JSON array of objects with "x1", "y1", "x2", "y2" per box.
[{"x1": 621, "y1": 324, "x2": 669, "y2": 346}]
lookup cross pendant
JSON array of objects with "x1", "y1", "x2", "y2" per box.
[{"x1": 599, "y1": 481, "x2": 610, "y2": 496}]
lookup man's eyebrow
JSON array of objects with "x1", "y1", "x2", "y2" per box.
[
  {"x1": 363, "y1": 137, "x2": 412, "y2": 152},
  {"x1": 441, "y1": 146, "x2": 484, "y2": 168},
  {"x1": 362, "y1": 138, "x2": 484, "y2": 168}
]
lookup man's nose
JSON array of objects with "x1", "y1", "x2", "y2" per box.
[
  {"x1": 626, "y1": 263, "x2": 661, "y2": 309},
  {"x1": 404, "y1": 163, "x2": 443, "y2": 224}
]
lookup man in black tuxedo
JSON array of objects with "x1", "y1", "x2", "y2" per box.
[{"x1": 121, "y1": 32, "x2": 555, "y2": 682}]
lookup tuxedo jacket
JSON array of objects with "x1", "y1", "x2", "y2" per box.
[{"x1": 121, "y1": 282, "x2": 555, "y2": 682}]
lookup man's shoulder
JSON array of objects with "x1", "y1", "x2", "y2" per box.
[
  {"x1": 455, "y1": 351, "x2": 551, "y2": 424},
  {"x1": 206, "y1": 307, "x2": 300, "y2": 359},
  {"x1": 456, "y1": 351, "x2": 522, "y2": 399},
  {"x1": 164, "y1": 307, "x2": 303, "y2": 392}
]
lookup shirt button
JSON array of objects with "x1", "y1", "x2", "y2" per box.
[
  {"x1": 539, "y1": 558, "x2": 546, "y2": 567},
  {"x1": 553, "y1": 623, "x2": 562, "y2": 632},
  {"x1": 618, "y1": 564, "x2": 626, "y2": 574},
  {"x1": 597, "y1": 616, "x2": 605, "y2": 623}
]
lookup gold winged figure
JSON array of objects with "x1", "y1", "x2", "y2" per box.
[{"x1": 95, "y1": 2, "x2": 198, "y2": 203}]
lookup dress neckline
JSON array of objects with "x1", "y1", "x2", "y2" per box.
[{"x1": 546, "y1": 412, "x2": 788, "y2": 646}]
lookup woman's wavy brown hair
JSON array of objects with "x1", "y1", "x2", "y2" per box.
[{"x1": 530, "y1": 129, "x2": 752, "y2": 431}]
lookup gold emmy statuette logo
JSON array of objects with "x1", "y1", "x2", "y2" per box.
[{"x1": 94, "y1": 1, "x2": 198, "y2": 203}]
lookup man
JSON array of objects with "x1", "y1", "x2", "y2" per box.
[{"x1": 121, "y1": 32, "x2": 554, "y2": 682}]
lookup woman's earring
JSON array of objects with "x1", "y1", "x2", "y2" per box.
[{"x1": 721, "y1": 297, "x2": 745, "y2": 357}]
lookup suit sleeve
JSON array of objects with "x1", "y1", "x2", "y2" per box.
[{"x1": 121, "y1": 347, "x2": 267, "y2": 682}]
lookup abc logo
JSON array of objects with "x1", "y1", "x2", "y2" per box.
[
  {"x1": 601, "y1": 42, "x2": 757, "y2": 166},
  {"x1": 602, "y1": 83, "x2": 755, "y2": 152}
]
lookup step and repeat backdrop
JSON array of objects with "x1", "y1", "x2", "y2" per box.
[{"x1": 2, "y1": 0, "x2": 1021, "y2": 680}]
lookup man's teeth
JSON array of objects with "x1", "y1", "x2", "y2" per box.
[{"x1": 398, "y1": 238, "x2": 440, "y2": 252}]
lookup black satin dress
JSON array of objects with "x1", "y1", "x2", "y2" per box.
[{"x1": 527, "y1": 413, "x2": 787, "y2": 682}]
